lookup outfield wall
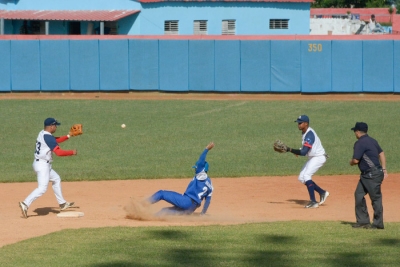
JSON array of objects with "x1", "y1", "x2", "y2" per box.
[{"x1": 1, "y1": 36, "x2": 400, "y2": 93}]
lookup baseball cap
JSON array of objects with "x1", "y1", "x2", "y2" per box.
[
  {"x1": 295, "y1": 115, "x2": 309, "y2": 123},
  {"x1": 351, "y1": 122, "x2": 368, "y2": 132},
  {"x1": 44, "y1": 118, "x2": 61, "y2": 126}
]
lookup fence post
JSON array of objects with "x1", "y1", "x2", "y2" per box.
[{"x1": 0, "y1": 18, "x2": 4, "y2": 35}]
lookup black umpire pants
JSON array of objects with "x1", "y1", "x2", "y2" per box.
[{"x1": 354, "y1": 168, "x2": 384, "y2": 228}]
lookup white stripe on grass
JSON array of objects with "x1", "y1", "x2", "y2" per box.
[{"x1": 186, "y1": 101, "x2": 248, "y2": 117}]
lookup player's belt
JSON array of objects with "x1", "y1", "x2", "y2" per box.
[{"x1": 35, "y1": 159, "x2": 50, "y2": 163}]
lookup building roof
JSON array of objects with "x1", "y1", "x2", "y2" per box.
[
  {"x1": 0, "y1": 10, "x2": 140, "y2": 21},
  {"x1": 139, "y1": 0, "x2": 313, "y2": 3}
]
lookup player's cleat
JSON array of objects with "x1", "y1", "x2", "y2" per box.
[
  {"x1": 371, "y1": 225, "x2": 384, "y2": 230},
  {"x1": 305, "y1": 201, "x2": 319, "y2": 208},
  {"x1": 60, "y1": 201, "x2": 75, "y2": 211},
  {"x1": 19, "y1": 202, "x2": 28, "y2": 218},
  {"x1": 319, "y1": 191, "x2": 330, "y2": 205},
  {"x1": 352, "y1": 223, "x2": 371, "y2": 229}
]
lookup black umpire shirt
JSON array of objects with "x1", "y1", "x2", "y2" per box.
[{"x1": 352, "y1": 134, "x2": 383, "y2": 172}]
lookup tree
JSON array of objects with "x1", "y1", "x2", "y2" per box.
[
  {"x1": 395, "y1": 0, "x2": 400, "y2": 14},
  {"x1": 311, "y1": 0, "x2": 392, "y2": 8}
]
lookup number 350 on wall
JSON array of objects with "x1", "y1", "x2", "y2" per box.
[{"x1": 308, "y1": 43, "x2": 322, "y2": 52}]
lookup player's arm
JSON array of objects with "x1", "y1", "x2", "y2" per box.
[
  {"x1": 201, "y1": 196, "x2": 211, "y2": 215},
  {"x1": 196, "y1": 149, "x2": 208, "y2": 170},
  {"x1": 44, "y1": 135, "x2": 76, "y2": 157},
  {"x1": 196, "y1": 142, "x2": 214, "y2": 171},
  {"x1": 288, "y1": 132, "x2": 313, "y2": 156},
  {"x1": 53, "y1": 146, "x2": 77, "y2": 156},
  {"x1": 55, "y1": 135, "x2": 70, "y2": 143}
]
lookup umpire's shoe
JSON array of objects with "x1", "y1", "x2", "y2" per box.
[
  {"x1": 60, "y1": 201, "x2": 75, "y2": 211},
  {"x1": 352, "y1": 223, "x2": 371, "y2": 229},
  {"x1": 19, "y1": 202, "x2": 28, "y2": 219}
]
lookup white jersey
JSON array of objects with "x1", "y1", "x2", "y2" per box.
[
  {"x1": 34, "y1": 130, "x2": 57, "y2": 162},
  {"x1": 302, "y1": 127, "x2": 325, "y2": 157}
]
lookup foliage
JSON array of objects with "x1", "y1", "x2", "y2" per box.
[
  {"x1": 1, "y1": 222, "x2": 400, "y2": 266},
  {"x1": 395, "y1": 0, "x2": 400, "y2": 13},
  {"x1": 312, "y1": 0, "x2": 392, "y2": 8},
  {"x1": 366, "y1": 0, "x2": 387, "y2": 7}
]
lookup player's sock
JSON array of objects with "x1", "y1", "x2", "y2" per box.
[
  {"x1": 312, "y1": 181, "x2": 325, "y2": 194},
  {"x1": 305, "y1": 180, "x2": 317, "y2": 202}
]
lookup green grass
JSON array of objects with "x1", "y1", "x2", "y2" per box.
[
  {"x1": 1, "y1": 99, "x2": 399, "y2": 182},
  {"x1": 1, "y1": 221, "x2": 400, "y2": 267}
]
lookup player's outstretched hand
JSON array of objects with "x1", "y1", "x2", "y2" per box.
[
  {"x1": 72, "y1": 149, "x2": 77, "y2": 155},
  {"x1": 206, "y1": 142, "x2": 214, "y2": 150}
]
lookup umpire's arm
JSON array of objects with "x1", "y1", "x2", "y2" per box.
[
  {"x1": 349, "y1": 158, "x2": 359, "y2": 166},
  {"x1": 379, "y1": 152, "x2": 388, "y2": 179}
]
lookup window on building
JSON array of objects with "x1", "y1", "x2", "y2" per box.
[
  {"x1": 164, "y1": 20, "x2": 179, "y2": 35},
  {"x1": 105, "y1": 21, "x2": 118, "y2": 35},
  {"x1": 222, "y1": 20, "x2": 235, "y2": 35},
  {"x1": 194, "y1": 20, "x2": 207, "y2": 35},
  {"x1": 69, "y1": 22, "x2": 81, "y2": 34},
  {"x1": 30, "y1": 21, "x2": 45, "y2": 34},
  {"x1": 269, "y1": 19, "x2": 289, "y2": 30}
]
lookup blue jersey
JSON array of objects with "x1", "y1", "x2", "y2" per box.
[
  {"x1": 184, "y1": 148, "x2": 213, "y2": 212},
  {"x1": 184, "y1": 176, "x2": 213, "y2": 205}
]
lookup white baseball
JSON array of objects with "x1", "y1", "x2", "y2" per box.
[{"x1": 121, "y1": 124, "x2": 126, "y2": 128}]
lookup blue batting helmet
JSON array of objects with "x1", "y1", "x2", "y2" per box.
[{"x1": 192, "y1": 161, "x2": 209, "y2": 173}]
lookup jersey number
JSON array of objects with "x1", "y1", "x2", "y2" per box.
[
  {"x1": 35, "y1": 141, "x2": 41, "y2": 155},
  {"x1": 198, "y1": 186, "x2": 208, "y2": 199}
]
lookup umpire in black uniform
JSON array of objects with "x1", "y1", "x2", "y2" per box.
[{"x1": 349, "y1": 122, "x2": 388, "y2": 229}]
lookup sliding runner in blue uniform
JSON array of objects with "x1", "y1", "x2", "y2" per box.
[{"x1": 148, "y1": 142, "x2": 214, "y2": 216}]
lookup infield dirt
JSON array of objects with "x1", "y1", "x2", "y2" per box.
[{"x1": 2, "y1": 175, "x2": 400, "y2": 247}]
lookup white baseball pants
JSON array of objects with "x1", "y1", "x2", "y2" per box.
[
  {"x1": 23, "y1": 161, "x2": 66, "y2": 207},
  {"x1": 298, "y1": 155, "x2": 326, "y2": 184}
]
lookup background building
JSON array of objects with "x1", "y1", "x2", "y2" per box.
[{"x1": 0, "y1": 0, "x2": 313, "y2": 35}]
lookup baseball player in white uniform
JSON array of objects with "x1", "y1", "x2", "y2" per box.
[
  {"x1": 19, "y1": 118, "x2": 77, "y2": 218},
  {"x1": 285, "y1": 115, "x2": 330, "y2": 208}
]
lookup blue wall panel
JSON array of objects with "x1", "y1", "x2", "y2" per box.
[
  {"x1": 188, "y1": 40, "x2": 214, "y2": 91},
  {"x1": 331, "y1": 41, "x2": 362, "y2": 92},
  {"x1": 70, "y1": 40, "x2": 99, "y2": 91},
  {"x1": 0, "y1": 41, "x2": 11, "y2": 92},
  {"x1": 129, "y1": 40, "x2": 159, "y2": 90},
  {"x1": 99, "y1": 40, "x2": 129, "y2": 91},
  {"x1": 240, "y1": 41, "x2": 271, "y2": 92},
  {"x1": 40, "y1": 40, "x2": 70, "y2": 91},
  {"x1": 215, "y1": 40, "x2": 240, "y2": 92},
  {"x1": 394, "y1": 41, "x2": 400, "y2": 93},
  {"x1": 271, "y1": 41, "x2": 300, "y2": 92},
  {"x1": 363, "y1": 41, "x2": 393, "y2": 92},
  {"x1": 11, "y1": 40, "x2": 40, "y2": 91},
  {"x1": 159, "y1": 40, "x2": 188, "y2": 91},
  {"x1": 301, "y1": 41, "x2": 331, "y2": 93}
]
